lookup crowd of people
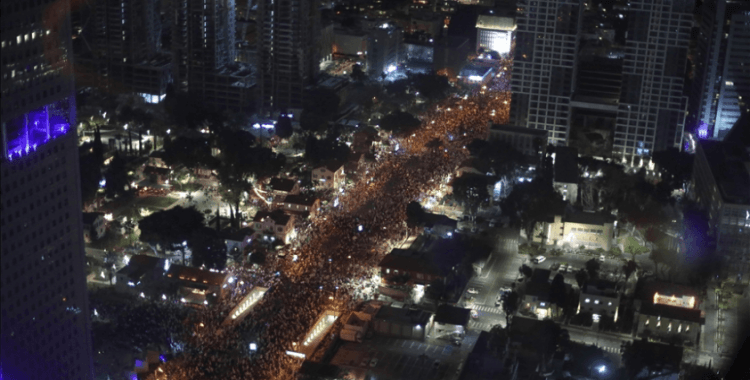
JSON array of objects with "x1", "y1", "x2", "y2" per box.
[{"x1": 150, "y1": 59, "x2": 513, "y2": 380}]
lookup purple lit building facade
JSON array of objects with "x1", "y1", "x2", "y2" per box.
[{"x1": 1, "y1": 0, "x2": 95, "y2": 379}]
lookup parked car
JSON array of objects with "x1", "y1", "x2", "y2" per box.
[
  {"x1": 370, "y1": 358, "x2": 378, "y2": 368},
  {"x1": 470, "y1": 309, "x2": 479, "y2": 319},
  {"x1": 598, "y1": 255, "x2": 606, "y2": 262},
  {"x1": 550, "y1": 263, "x2": 561, "y2": 271},
  {"x1": 499, "y1": 286, "x2": 512, "y2": 293},
  {"x1": 467, "y1": 287, "x2": 480, "y2": 295},
  {"x1": 433, "y1": 360, "x2": 441, "y2": 369}
]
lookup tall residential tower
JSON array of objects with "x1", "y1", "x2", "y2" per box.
[
  {"x1": 690, "y1": 0, "x2": 750, "y2": 139},
  {"x1": 510, "y1": 0, "x2": 584, "y2": 146},
  {"x1": 257, "y1": 0, "x2": 320, "y2": 113},
  {"x1": 614, "y1": 0, "x2": 693, "y2": 162},
  {"x1": 1, "y1": 0, "x2": 95, "y2": 379}
]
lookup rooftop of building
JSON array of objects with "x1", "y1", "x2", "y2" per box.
[
  {"x1": 458, "y1": 64, "x2": 494, "y2": 78},
  {"x1": 490, "y1": 123, "x2": 549, "y2": 137},
  {"x1": 315, "y1": 160, "x2": 345, "y2": 173},
  {"x1": 283, "y1": 194, "x2": 319, "y2": 206},
  {"x1": 268, "y1": 177, "x2": 297, "y2": 192},
  {"x1": 253, "y1": 210, "x2": 292, "y2": 225},
  {"x1": 531, "y1": 268, "x2": 551, "y2": 283},
  {"x1": 582, "y1": 279, "x2": 618, "y2": 298},
  {"x1": 221, "y1": 227, "x2": 256, "y2": 242},
  {"x1": 525, "y1": 281, "x2": 551, "y2": 299},
  {"x1": 628, "y1": 340, "x2": 684, "y2": 370},
  {"x1": 554, "y1": 146, "x2": 579, "y2": 184},
  {"x1": 423, "y1": 212, "x2": 458, "y2": 229},
  {"x1": 374, "y1": 305, "x2": 431, "y2": 325},
  {"x1": 638, "y1": 281, "x2": 698, "y2": 301},
  {"x1": 435, "y1": 304, "x2": 471, "y2": 326},
  {"x1": 698, "y1": 139, "x2": 750, "y2": 205},
  {"x1": 476, "y1": 15, "x2": 516, "y2": 31},
  {"x1": 564, "y1": 210, "x2": 616, "y2": 226},
  {"x1": 166, "y1": 265, "x2": 227, "y2": 287},
  {"x1": 117, "y1": 254, "x2": 162, "y2": 280},
  {"x1": 639, "y1": 302, "x2": 702, "y2": 323}
]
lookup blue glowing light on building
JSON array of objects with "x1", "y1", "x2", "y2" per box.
[
  {"x1": 697, "y1": 122, "x2": 709, "y2": 139},
  {"x1": 4, "y1": 105, "x2": 70, "y2": 161}
]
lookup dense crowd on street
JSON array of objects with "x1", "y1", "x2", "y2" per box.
[{"x1": 149, "y1": 59, "x2": 513, "y2": 380}]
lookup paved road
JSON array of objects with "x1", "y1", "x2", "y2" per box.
[{"x1": 460, "y1": 227, "x2": 523, "y2": 330}]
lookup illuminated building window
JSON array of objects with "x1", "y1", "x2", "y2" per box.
[
  {"x1": 585, "y1": 298, "x2": 590, "y2": 303},
  {"x1": 678, "y1": 324, "x2": 682, "y2": 333},
  {"x1": 594, "y1": 300, "x2": 600, "y2": 305},
  {"x1": 685, "y1": 325, "x2": 690, "y2": 332},
  {"x1": 668, "y1": 322, "x2": 672, "y2": 332},
  {"x1": 645, "y1": 318, "x2": 649, "y2": 326}
]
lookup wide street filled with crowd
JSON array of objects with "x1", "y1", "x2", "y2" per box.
[{"x1": 154, "y1": 58, "x2": 513, "y2": 380}]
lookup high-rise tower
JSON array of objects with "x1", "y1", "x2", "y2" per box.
[
  {"x1": 1, "y1": 0, "x2": 95, "y2": 379},
  {"x1": 690, "y1": 0, "x2": 750, "y2": 139},
  {"x1": 257, "y1": 0, "x2": 320, "y2": 113},
  {"x1": 614, "y1": 0, "x2": 693, "y2": 162},
  {"x1": 510, "y1": 0, "x2": 584, "y2": 146}
]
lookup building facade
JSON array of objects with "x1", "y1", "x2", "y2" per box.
[
  {"x1": 475, "y1": 15, "x2": 515, "y2": 55},
  {"x1": 691, "y1": 132, "x2": 750, "y2": 272},
  {"x1": 74, "y1": 0, "x2": 171, "y2": 100},
  {"x1": 257, "y1": 0, "x2": 320, "y2": 113},
  {"x1": 534, "y1": 212, "x2": 615, "y2": 250},
  {"x1": 488, "y1": 123, "x2": 548, "y2": 158},
  {"x1": 690, "y1": 0, "x2": 750, "y2": 139},
  {"x1": 1, "y1": 1, "x2": 95, "y2": 378},
  {"x1": 614, "y1": 0, "x2": 693, "y2": 162},
  {"x1": 367, "y1": 23, "x2": 403, "y2": 76},
  {"x1": 510, "y1": 0, "x2": 583, "y2": 146}
]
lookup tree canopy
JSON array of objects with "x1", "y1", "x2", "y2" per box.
[
  {"x1": 466, "y1": 138, "x2": 526, "y2": 178},
  {"x1": 501, "y1": 178, "x2": 564, "y2": 239},
  {"x1": 300, "y1": 88, "x2": 340, "y2": 133},
  {"x1": 163, "y1": 137, "x2": 217, "y2": 170},
  {"x1": 379, "y1": 111, "x2": 421, "y2": 136},
  {"x1": 189, "y1": 227, "x2": 228, "y2": 270},
  {"x1": 138, "y1": 206, "x2": 205, "y2": 252},
  {"x1": 104, "y1": 153, "x2": 131, "y2": 198},
  {"x1": 451, "y1": 174, "x2": 489, "y2": 214},
  {"x1": 406, "y1": 201, "x2": 426, "y2": 229},
  {"x1": 275, "y1": 114, "x2": 293, "y2": 139},
  {"x1": 304, "y1": 135, "x2": 351, "y2": 165}
]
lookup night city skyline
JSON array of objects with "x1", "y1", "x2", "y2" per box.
[{"x1": 1, "y1": 0, "x2": 748, "y2": 379}]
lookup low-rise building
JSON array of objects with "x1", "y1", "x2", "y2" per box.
[
  {"x1": 312, "y1": 160, "x2": 345, "y2": 189},
  {"x1": 635, "y1": 302, "x2": 702, "y2": 347},
  {"x1": 578, "y1": 279, "x2": 620, "y2": 322},
  {"x1": 475, "y1": 15, "x2": 516, "y2": 55},
  {"x1": 166, "y1": 265, "x2": 229, "y2": 306},
  {"x1": 252, "y1": 210, "x2": 295, "y2": 244},
  {"x1": 457, "y1": 64, "x2": 494, "y2": 85},
  {"x1": 222, "y1": 227, "x2": 255, "y2": 256},
  {"x1": 488, "y1": 123, "x2": 548, "y2": 160},
  {"x1": 267, "y1": 177, "x2": 300, "y2": 207},
  {"x1": 634, "y1": 280, "x2": 702, "y2": 347},
  {"x1": 82, "y1": 212, "x2": 106, "y2": 242},
  {"x1": 521, "y1": 269, "x2": 563, "y2": 319},
  {"x1": 115, "y1": 254, "x2": 166, "y2": 294},
  {"x1": 282, "y1": 194, "x2": 321, "y2": 218},
  {"x1": 553, "y1": 146, "x2": 579, "y2": 204},
  {"x1": 422, "y1": 212, "x2": 457, "y2": 238},
  {"x1": 432, "y1": 304, "x2": 471, "y2": 338},
  {"x1": 534, "y1": 210, "x2": 615, "y2": 251},
  {"x1": 691, "y1": 120, "x2": 750, "y2": 273},
  {"x1": 371, "y1": 305, "x2": 431, "y2": 340}
]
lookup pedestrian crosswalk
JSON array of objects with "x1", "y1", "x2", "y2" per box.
[
  {"x1": 472, "y1": 305, "x2": 504, "y2": 315},
  {"x1": 468, "y1": 320, "x2": 493, "y2": 331}
]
